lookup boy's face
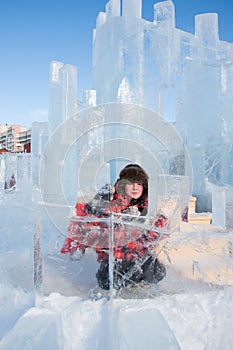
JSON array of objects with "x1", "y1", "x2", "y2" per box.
[{"x1": 125, "y1": 182, "x2": 143, "y2": 199}]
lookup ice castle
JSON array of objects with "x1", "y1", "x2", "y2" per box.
[
  {"x1": 47, "y1": 0, "x2": 233, "y2": 226},
  {"x1": 91, "y1": 0, "x2": 233, "y2": 211}
]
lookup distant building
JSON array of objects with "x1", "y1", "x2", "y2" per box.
[
  {"x1": 0, "y1": 124, "x2": 31, "y2": 152},
  {"x1": 17, "y1": 128, "x2": 31, "y2": 153}
]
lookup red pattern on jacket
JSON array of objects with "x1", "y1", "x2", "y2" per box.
[{"x1": 61, "y1": 194, "x2": 168, "y2": 262}]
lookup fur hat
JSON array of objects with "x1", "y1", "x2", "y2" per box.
[{"x1": 118, "y1": 164, "x2": 149, "y2": 196}]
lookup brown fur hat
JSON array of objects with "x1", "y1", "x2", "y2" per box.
[{"x1": 117, "y1": 164, "x2": 149, "y2": 196}]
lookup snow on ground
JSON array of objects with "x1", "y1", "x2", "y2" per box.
[{"x1": 0, "y1": 187, "x2": 233, "y2": 349}]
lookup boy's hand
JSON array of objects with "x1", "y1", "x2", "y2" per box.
[
  {"x1": 123, "y1": 205, "x2": 140, "y2": 216},
  {"x1": 69, "y1": 247, "x2": 85, "y2": 261}
]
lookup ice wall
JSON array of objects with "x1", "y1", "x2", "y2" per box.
[
  {"x1": 0, "y1": 153, "x2": 33, "y2": 204},
  {"x1": 176, "y1": 13, "x2": 233, "y2": 207},
  {"x1": 177, "y1": 13, "x2": 230, "y2": 147},
  {"x1": 92, "y1": 0, "x2": 233, "y2": 211}
]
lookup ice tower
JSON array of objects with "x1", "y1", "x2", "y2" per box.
[
  {"x1": 93, "y1": 0, "x2": 177, "y2": 113},
  {"x1": 44, "y1": 61, "x2": 78, "y2": 204},
  {"x1": 49, "y1": 61, "x2": 77, "y2": 136},
  {"x1": 92, "y1": 0, "x2": 233, "y2": 211}
]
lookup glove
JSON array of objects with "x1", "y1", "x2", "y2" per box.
[
  {"x1": 69, "y1": 247, "x2": 85, "y2": 261},
  {"x1": 96, "y1": 183, "x2": 114, "y2": 201},
  {"x1": 123, "y1": 206, "x2": 140, "y2": 216},
  {"x1": 86, "y1": 184, "x2": 114, "y2": 216}
]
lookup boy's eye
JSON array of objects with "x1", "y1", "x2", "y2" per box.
[{"x1": 128, "y1": 182, "x2": 143, "y2": 186}]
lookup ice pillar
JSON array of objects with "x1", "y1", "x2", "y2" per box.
[
  {"x1": 122, "y1": 0, "x2": 142, "y2": 18},
  {"x1": 96, "y1": 12, "x2": 107, "y2": 30},
  {"x1": 49, "y1": 61, "x2": 77, "y2": 136},
  {"x1": 106, "y1": 0, "x2": 121, "y2": 17},
  {"x1": 153, "y1": 0, "x2": 175, "y2": 28},
  {"x1": 31, "y1": 122, "x2": 49, "y2": 187},
  {"x1": 84, "y1": 90, "x2": 97, "y2": 107},
  {"x1": 195, "y1": 13, "x2": 219, "y2": 45},
  {"x1": 31, "y1": 122, "x2": 49, "y2": 156}
]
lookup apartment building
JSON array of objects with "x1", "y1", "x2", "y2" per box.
[
  {"x1": 0, "y1": 124, "x2": 31, "y2": 152},
  {"x1": 17, "y1": 128, "x2": 31, "y2": 152}
]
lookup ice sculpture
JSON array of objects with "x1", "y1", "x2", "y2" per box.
[{"x1": 92, "y1": 0, "x2": 233, "y2": 211}]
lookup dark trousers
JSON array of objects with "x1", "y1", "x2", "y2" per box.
[{"x1": 96, "y1": 255, "x2": 166, "y2": 290}]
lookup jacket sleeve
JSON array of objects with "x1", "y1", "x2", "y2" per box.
[
  {"x1": 60, "y1": 202, "x2": 88, "y2": 254},
  {"x1": 138, "y1": 212, "x2": 169, "y2": 247},
  {"x1": 60, "y1": 185, "x2": 114, "y2": 255},
  {"x1": 86, "y1": 184, "x2": 114, "y2": 216}
]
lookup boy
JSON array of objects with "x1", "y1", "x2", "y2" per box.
[{"x1": 61, "y1": 164, "x2": 166, "y2": 290}]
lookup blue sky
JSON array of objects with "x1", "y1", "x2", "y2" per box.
[{"x1": 1, "y1": 0, "x2": 233, "y2": 128}]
